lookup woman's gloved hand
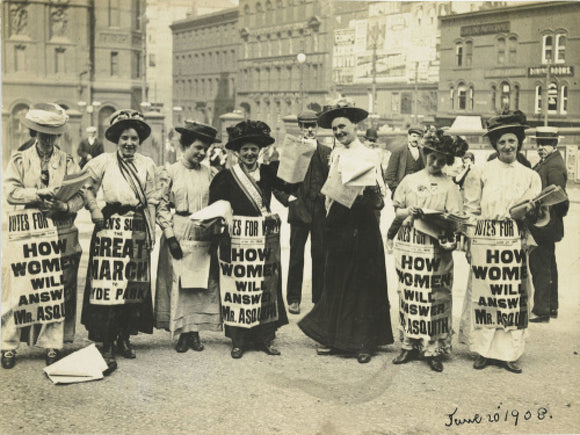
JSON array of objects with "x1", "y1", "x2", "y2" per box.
[
  {"x1": 91, "y1": 209, "x2": 105, "y2": 231},
  {"x1": 167, "y1": 236, "x2": 183, "y2": 259}
]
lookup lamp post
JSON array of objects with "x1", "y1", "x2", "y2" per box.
[
  {"x1": 79, "y1": 101, "x2": 101, "y2": 128},
  {"x1": 297, "y1": 52, "x2": 306, "y2": 111}
]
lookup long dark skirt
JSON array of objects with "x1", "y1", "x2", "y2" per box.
[
  {"x1": 298, "y1": 200, "x2": 394, "y2": 352},
  {"x1": 81, "y1": 211, "x2": 154, "y2": 343}
]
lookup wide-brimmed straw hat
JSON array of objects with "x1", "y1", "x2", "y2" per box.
[
  {"x1": 21, "y1": 103, "x2": 68, "y2": 135},
  {"x1": 225, "y1": 120, "x2": 275, "y2": 152},
  {"x1": 317, "y1": 100, "x2": 368, "y2": 129},
  {"x1": 105, "y1": 109, "x2": 151, "y2": 143},
  {"x1": 483, "y1": 110, "x2": 529, "y2": 138},
  {"x1": 175, "y1": 120, "x2": 221, "y2": 144},
  {"x1": 529, "y1": 126, "x2": 562, "y2": 141}
]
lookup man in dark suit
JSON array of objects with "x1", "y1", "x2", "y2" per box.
[
  {"x1": 384, "y1": 126, "x2": 425, "y2": 243},
  {"x1": 78, "y1": 126, "x2": 104, "y2": 169},
  {"x1": 528, "y1": 127, "x2": 569, "y2": 322},
  {"x1": 384, "y1": 125, "x2": 425, "y2": 198},
  {"x1": 278, "y1": 110, "x2": 331, "y2": 314}
]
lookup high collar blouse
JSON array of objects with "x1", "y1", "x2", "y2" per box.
[
  {"x1": 463, "y1": 158, "x2": 542, "y2": 219},
  {"x1": 156, "y1": 158, "x2": 215, "y2": 239}
]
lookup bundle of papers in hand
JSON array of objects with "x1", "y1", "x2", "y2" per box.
[
  {"x1": 509, "y1": 184, "x2": 568, "y2": 219},
  {"x1": 414, "y1": 209, "x2": 472, "y2": 239},
  {"x1": 321, "y1": 158, "x2": 364, "y2": 209},
  {"x1": 276, "y1": 135, "x2": 317, "y2": 183},
  {"x1": 340, "y1": 158, "x2": 376, "y2": 187},
  {"x1": 43, "y1": 344, "x2": 108, "y2": 384},
  {"x1": 189, "y1": 200, "x2": 233, "y2": 235},
  {"x1": 54, "y1": 171, "x2": 91, "y2": 202}
]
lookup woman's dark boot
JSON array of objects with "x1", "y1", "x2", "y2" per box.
[
  {"x1": 116, "y1": 333, "x2": 136, "y2": 359},
  {"x1": 101, "y1": 342, "x2": 117, "y2": 376},
  {"x1": 175, "y1": 333, "x2": 189, "y2": 353},
  {"x1": 188, "y1": 332, "x2": 204, "y2": 352}
]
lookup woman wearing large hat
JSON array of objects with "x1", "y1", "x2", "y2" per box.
[
  {"x1": 459, "y1": 110, "x2": 541, "y2": 374},
  {"x1": 81, "y1": 109, "x2": 158, "y2": 374},
  {"x1": 390, "y1": 130, "x2": 466, "y2": 372},
  {"x1": 155, "y1": 121, "x2": 222, "y2": 353},
  {"x1": 298, "y1": 101, "x2": 394, "y2": 364},
  {"x1": 209, "y1": 120, "x2": 290, "y2": 359},
  {"x1": 2, "y1": 103, "x2": 84, "y2": 369}
]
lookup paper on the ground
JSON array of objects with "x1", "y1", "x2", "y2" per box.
[
  {"x1": 43, "y1": 344, "x2": 108, "y2": 384},
  {"x1": 340, "y1": 157, "x2": 376, "y2": 187},
  {"x1": 276, "y1": 135, "x2": 317, "y2": 183},
  {"x1": 320, "y1": 158, "x2": 363, "y2": 209},
  {"x1": 190, "y1": 200, "x2": 233, "y2": 227},
  {"x1": 55, "y1": 172, "x2": 91, "y2": 202}
]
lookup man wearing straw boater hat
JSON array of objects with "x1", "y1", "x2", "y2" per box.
[{"x1": 528, "y1": 126, "x2": 569, "y2": 323}]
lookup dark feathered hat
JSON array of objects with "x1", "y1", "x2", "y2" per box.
[
  {"x1": 484, "y1": 110, "x2": 529, "y2": 138},
  {"x1": 225, "y1": 120, "x2": 275, "y2": 152},
  {"x1": 422, "y1": 129, "x2": 469, "y2": 165}
]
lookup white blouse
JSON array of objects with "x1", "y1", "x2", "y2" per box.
[{"x1": 463, "y1": 158, "x2": 542, "y2": 219}]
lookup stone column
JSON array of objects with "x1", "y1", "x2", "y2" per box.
[{"x1": 143, "y1": 111, "x2": 165, "y2": 165}]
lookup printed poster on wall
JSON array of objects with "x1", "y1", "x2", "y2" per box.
[{"x1": 218, "y1": 215, "x2": 281, "y2": 328}]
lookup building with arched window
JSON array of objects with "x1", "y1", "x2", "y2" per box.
[
  {"x1": 1, "y1": 0, "x2": 148, "y2": 169},
  {"x1": 437, "y1": 1, "x2": 580, "y2": 127}
]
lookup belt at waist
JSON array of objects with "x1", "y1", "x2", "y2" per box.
[
  {"x1": 103, "y1": 202, "x2": 143, "y2": 218},
  {"x1": 175, "y1": 211, "x2": 191, "y2": 217}
]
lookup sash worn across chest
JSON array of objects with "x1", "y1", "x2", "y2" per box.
[
  {"x1": 230, "y1": 164, "x2": 269, "y2": 216},
  {"x1": 116, "y1": 154, "x2": 154, "y2": 245}
]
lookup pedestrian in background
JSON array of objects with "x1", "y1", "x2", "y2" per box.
[
  {"x1": 155, "y1": 121, "x2": 222, "y2": 352},
  {"x1": 460, "y1": 110, "x2": 541, "y2": 374},
  {"x1": 298, "y1": 101, "x2": 393, "y2": 364},
  {"x1": 528, "y1": 127, "x2": 569, "y2": 322},
  {"x1": 78, "y1": 126, "x2": 104, "y2": 169},
  {"x1": 385, "y1": 126, "x2": 426, "y2": 249},
  {"x1": 2, "y1": 103, "x2": 84, "y2": 369},
  {"x1": 82, "y1": 110, "x2": 159, "y2": 374},
  {"x1": 277, "y1": 109, "x2": 330, "y2": 315}
]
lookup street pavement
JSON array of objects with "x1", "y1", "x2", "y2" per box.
[{"x1": 1, "y1": 186, "x2": 579, "y2": 434}]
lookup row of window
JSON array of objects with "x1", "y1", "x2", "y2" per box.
[
  {"x1": 238, "y1": 63, "x2": 322, "y2": 92},
  {"x1": 448, "y1": 82, "x2": 568, "y2": 115},
  {"x1": 174, "y1": 50, "x2": 237, "y2": 76},
  {"x1": 535, "y1": 83, "x2": 568, "y2": 114},
  {"x1": 454, "y1": 32, "x2": 567, "y2": 67},
  {"x1": 174, "y1": 77, "x2": 236, "y2": 101},
  {"x1": 243, "y1": 32, "x2": 319, "y2": 58},
  {"x1": 174, "y1": 25, "x2": 236, "y2": 44}
]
